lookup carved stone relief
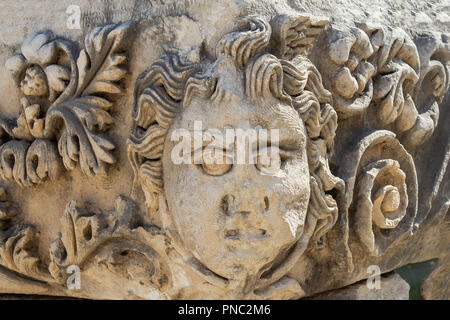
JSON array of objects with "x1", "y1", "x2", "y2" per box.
[{"x1": 0, "y1": 0, "x2": 448, "y2": 300}]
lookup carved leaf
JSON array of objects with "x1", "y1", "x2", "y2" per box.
[
  {"x1": 76, "y1": 22, "x2": 132, "y2": 97},
  {"x1": 45, "y1": 65, "x2": 71, "y2": 101},
  {"x1": 271, "y1": 14, "x2": 329, "y2": 60},
  {"x1": 11, "y1": 106, "x2": 35, "y2": 141},
  {"x1": 26, "y1": 139, "x2": 61, "y2": 184},
  {"x1": 0, "y1": 139, "x2": 61, "y2": 187},
  {"x1": 0, "y1": 227, "x2": 44, "y2": 279},
  {"x1": 45, "y1": 96, "x2": 115, "y2": 176},
  {"x1": 0, "y1": 22, "x2": 133, "y2": 187},
  {"x1": 42, "y1": 21, "x2": 133, "y2": 177},
  {"x1": 49, "y1": 200, "x2": 101, "y2": 280},
  {"x1": 49, "y1": 196, "x2": 142, "y2": 281}
]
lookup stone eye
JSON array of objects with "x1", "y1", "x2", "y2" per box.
[
  {"x1": 255, "y1": 147, "x2": 282, "y2": 175},
  {"x1": 201, "y1": 149, "x2": 232, "y2": 176}
]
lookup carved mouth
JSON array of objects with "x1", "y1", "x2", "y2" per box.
[{"x1": 224, "y1": 228, "x2": 269, "y2": 241}]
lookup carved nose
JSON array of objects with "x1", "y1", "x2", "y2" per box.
[
  {"x1": 221, "y1": 193, "x2": 270, "y2": 242},
  {"x1": 220, "y1": 194, "x2": 269, "y2": 218},
  {"x1": 221, "y1": 194, "x2": 248, "y2": 217}
]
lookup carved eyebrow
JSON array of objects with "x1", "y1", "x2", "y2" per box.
[{"x1": 182, "y1": 127, "x2": 306, "y2": 152}]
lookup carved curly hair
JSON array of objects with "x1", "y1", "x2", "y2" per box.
[{"x1": 127, "y1": 17, "x2": 343, "y2": 250}]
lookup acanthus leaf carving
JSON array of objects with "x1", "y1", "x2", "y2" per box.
[
  {"x1": 0, "y1": 187, "x2": 51, "y2": 282},
  {"x1": 45, "y1": 96, "x2": 116, "y2": 175},
  {"x1": 271, "y1": 14, "x2": 330, "y2": 60},
  {"x1": 0, "y1": 227, "x2": 43, "y2": 279},
  {"x1": 48, "y1": 195, "x2": 167, "y2": 288},
  {"x1": 0, "y1": 21, "x2": 134, "y2": 185},
  {"x1": 49, "y1": 197, "x2": 122, "y2": 281},
  {"x1": 75, "y1": 22, "x2": 131, "y2": 97}
]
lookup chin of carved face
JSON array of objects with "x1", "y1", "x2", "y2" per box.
[{"x1": 163, "y1": 85, "x2": 311, "y2": 280}]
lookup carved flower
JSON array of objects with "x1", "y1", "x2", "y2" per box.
[
  {"x1": 20, "y1": 66, "x2": 48, "y2": 96},
  {"x1": 1, "y1": 22, "x2": 132, "y2": 183},
  {"x1": 6, "y1": 31, "x2": 71, "y2": 102},
  {"x1": 324, "y1": 27, "x2": 376, "y2": 118}
]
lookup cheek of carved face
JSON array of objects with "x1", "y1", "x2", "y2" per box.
[{"x1": 163, "y1": 95, "x2": 310, "y2": 279}]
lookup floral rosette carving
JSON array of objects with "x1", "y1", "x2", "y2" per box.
[
  {"x1": 6, "y1": 31, "x2": 78, "y2": 109},
  {"x1": 359, "y1": 25, "x2": 449, "y2": 150},
  {"x1": 0, "y1": 21, "x2": 134, "y2": 187},
  {"x1": 313, "y1": 26, "x2": 379, "y2": 119},
  {"x1": 317, "y1": 23, "x2": 449, "y2": 152},
  {"x1": 347, "y1": 131, "x2": 418, "y2": 256}
]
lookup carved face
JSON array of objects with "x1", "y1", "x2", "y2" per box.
[{"x1": 163, "y1": 66, "x2": 310, "y2": 280}]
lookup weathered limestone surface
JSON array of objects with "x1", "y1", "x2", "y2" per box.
[
  {"x1": 0, "y1": 0, "x2": 448, "y2": 299},
  {"x1": 309, "y1": 272, "x2": 410, "y2": 300}
]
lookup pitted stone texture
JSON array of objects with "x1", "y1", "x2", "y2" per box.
[{"x1": 309, "y1": 272, "x2": 410, "y2": 300}]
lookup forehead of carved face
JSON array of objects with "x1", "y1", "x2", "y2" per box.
[{"x1": 162, "y1": 58, "x2": 311, "y2": 280}]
